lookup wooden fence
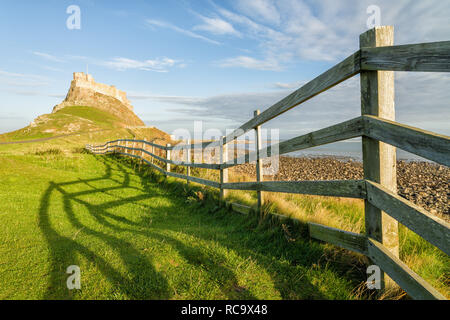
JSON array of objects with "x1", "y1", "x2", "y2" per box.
[{"x1": 86, "y1": 26, "x2": 450, "y2": 300}]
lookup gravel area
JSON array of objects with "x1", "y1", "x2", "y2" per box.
[{"x1": 232, "y1": 156, "x2": 449, "y2": 220}]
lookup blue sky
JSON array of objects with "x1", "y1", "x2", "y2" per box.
[{"x1": 0, "y1": 0, "x2": 449, "y2": 142}]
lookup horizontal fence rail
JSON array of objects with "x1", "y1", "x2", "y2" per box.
[
  {"x1": 361, "y1": 41, "x2": 450, "y2": 72},
  {"x1": 87, "y1": 26, "x2": 449, "y2": 300}
]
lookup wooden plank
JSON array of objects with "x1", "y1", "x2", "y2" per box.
[
  {"x1": 367, "y1": 238, "x2": 446, "y2": 300},
  {"x1": 220, "y1": 136, "x2": 228, "y2": 201},
  {"x1": 207, "y1": 51, "x2": 361, "y2": 150},
  {"x1": 124, "y1": 139, "x2": 168, "y2": 150},
  {"x1": 151, "y1": 144, "x2": 155, "y2": 164},
  {"x1": 228, "y1": 202, "x2": 252, "y2": 215},
  {"x1": 366, "y1": 181, "x2": 450, "y2": 256},
  {"x1": 167, "y1": 171, "x2": 220, "y2": 189},
  {"x1": 309, "y1": 223, "x2": 368, "y2": 255},
  {"x1": 166, "y1": 143, "x2": 171, "y2": 175},
  {"x1": 360, "y1": 27, "x2": 399, "y2": 291},
  {"x1": 361, "y1": 41, "x2": 450, "y2": 72},
  {"x1": 140, "y1": 157, "x2": 166, "y2": 175},
  {"x1": 186, "y1": 139, "x2": 191, "y2": 186},
  {"x1": 255, "y1": 110, "x2": 264, "y2": 215},
  {"x1": 172, "y1": 141, "x2": 215, "y2": 151},
  {"x1": 106, "y1": 145, "x2": 222, "y2": 169},
  {"x1": 223, "y1": 116, "x2": 364, "y2": 168},
  {"x1": 364, "y1": 115, "x2": 450, "y2": 167},
  {"x1": 141, "y1": 138, "x2": 146, "y2": 168},
  {"x1": 222, "y1": 180, "x2": 366, "y2": 199},
  {"x1": 169, "y1": 159, "x2": 221, "y2": 170},
  {"x1": 117, "y1": 145, "x2": 166, "y2": 162},
  {"x1": 116, "y1": 151, "x2": 166, "y2": 174},
  {"x1": 141, "y1": 148, "x2": 168, "y2": 164}
]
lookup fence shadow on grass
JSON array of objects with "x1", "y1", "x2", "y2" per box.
[
  {"x1": 104, "y1": 155, "x2": 366, "y2": 299},
  {"x1": 38, "y1": 154, "x2": 363, "y2": 299},
  {"x1": 38, "y1": 157, "x2": 171, "y2": 299}
]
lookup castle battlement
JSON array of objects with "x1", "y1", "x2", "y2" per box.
[
  {"x1": 70, "y1": 72, "x2": 133, "y2": 111},
  {"x1": 52, "y1": 72, "x2": 144, "y2": 126}
]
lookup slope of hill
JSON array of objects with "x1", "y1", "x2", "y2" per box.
[
  {"x1": 0, "y1": 106, "x2": 171, "y2": 148},
  {"x1": 53, "y1": 72, "x2": 144, "y2": 128}
]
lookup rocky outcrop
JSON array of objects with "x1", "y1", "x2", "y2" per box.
[{"x1": 53, "y1": 72, "x2": 144, "y2": 127}]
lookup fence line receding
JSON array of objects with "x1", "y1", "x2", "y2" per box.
[{"x1": 86, "y1": 26, "x2": 450, "y2": 300}]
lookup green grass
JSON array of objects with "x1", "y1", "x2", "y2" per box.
[
  {"x1": 0, "y1": 147, "x2": 369, "y2": 300},
  {"x1": 0, "y1": 106, "x2": 125, "y2": 142},
  {"x1": 56, "y1": 106, "x2": 124, "y2": 127},
  {"x1": 0, "y1": 104, "x2": 447, "y2": 299},
  {"x1": 222, "y1": 174, "x2": 450, "y2": 298}
]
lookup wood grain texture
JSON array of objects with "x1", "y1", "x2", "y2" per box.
[
  {"x1": 228, "y1": 202, "x2": 252, "y2": 215},
  {"x1": 254, "y1": 110, "x2": 264, "y2": 214},
  {"x1": 366, "y1": 181, "x2": 450, "y2": 256},
  {"x1": 186, "y1": 139, "x2": 191, "y2": 185},
  {"x1": 361, "y1": 41, "x2": 450, "y2": 72},
  {"x1": 106, "y1": 144, "x2": 222, "y2": 169},
  {"x1": 367, "y1": 238, "x2": 446, "y2": 300},
  {"x1": 363, "y1": 115, "x2": 450, "y2": 167},
  {"x1": 309, "y1": 223, "x2": 368, "y2": 255},
  {"x1": 222, "y1": 180, "x2": 366, "y2": 199},
  {"x1": 167, "y1": 171, "x2": 220, "y2": 189},
  {"x1": 220, "y1": 136, "x2": 229, "y2": 200},
  {"x1": 360, "y1": 26, "x2": 400, "y2": 269},
  {"x1": 222, "y1": 116, "x2": 364, "y2": 169},
  {"x1": 166, "y1": 143, "x2": 171, "y2": 174}
]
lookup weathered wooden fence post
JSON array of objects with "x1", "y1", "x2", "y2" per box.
[
  {"x1": 141, "y1": 138, "x2": 146, "y2": 170},
  {"x1": 166, "y1": 143, "x2": 171, "y2": 177},
  {"x1": 254, "y1": 110, "x2": 264, "y2": 216},
  {"x1": 186, "y1": 139, "x2": 191, "y2": 186},
  {"x1": 151, "y1": 143, "x2": 155, "y2": 165},
  {"x1": 220, "y1": 136, "x2": 228, "y2": 202},
  {"x1": 360, "y1": 26, "x2": 399, "y2": 289}
]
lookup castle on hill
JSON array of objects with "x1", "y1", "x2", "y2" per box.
[
  {"x1": 53, "y1": 72, "x2": 133, "y2": 113},
  {"x1": 70, "y1": 72, "x2": 133, "y2": 110},
  {"x1": 52, "y1": 72, "x2": 144, "y2": 127}
]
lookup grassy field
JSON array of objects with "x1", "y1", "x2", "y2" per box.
[
  {"x1": 0, "y1": 141, "x2": 372, "y2": 299},
  {"x1": 0, "y1": 105, "x2": 447, "y2": 299}
]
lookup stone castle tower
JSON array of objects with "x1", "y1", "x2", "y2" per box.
[
  {"x1": 56, "y1": 72, "x2": 133, "y2": 111},
  {"x1": 52, "y1": 72, "x2": 144, "y2": 127}
]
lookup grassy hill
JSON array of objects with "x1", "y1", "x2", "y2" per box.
[{"x1": 0, "y1": 105, "x2": 172, "y2": 151}]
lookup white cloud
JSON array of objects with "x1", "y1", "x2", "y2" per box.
[
  {"x1": 272, "y1": 81, "x2": 306, "y2": 89},
  {"x1": 193, "y1": 15, "x2": 241, "y2": 37},
  {"x1": 102, "y1": 57, "x2": 179, "y2": 72},
  {"x1": 29, "y1": 51, "x2": 182, "y2": 73},
  {"x1": 0, "y1": 69, "x2": 49, "y2": 87},
  {"x1": 146, "y1": 19, "x2": 221, "y2": 45},
  {"x1": 0, "y1": 69, "x2": 47, "y2": 80},
  {"x1": 133, "y1": 72, "x2": 450, "y2": 138},
  {"x1": 33, "y1": 51, "x2": 65, "y2": 63},
  {"x1": 218, "y1": 56, "x2": 282, "y2": 71},
  {"x1": 234, "y1": 0, "x2": 281, "y2": 25},
  {"x1": 211, "y1": 0, "x2": 450, "y2": 70}
]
